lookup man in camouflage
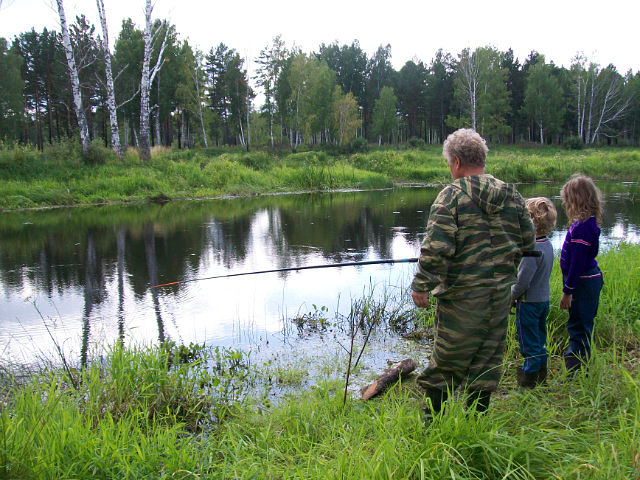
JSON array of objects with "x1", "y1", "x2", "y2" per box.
[{"x1": 412, "y1": 128, "x2": 535, "y2": 416}]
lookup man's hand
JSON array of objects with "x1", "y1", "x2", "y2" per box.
[
  {"x1": 560, "y1": 293, "x2": 573, "y2": 310},
  {"x1": 412, "y1": 290, "x2": 430, "y2": 308},
  {"x1": 510, "y1": 299, "x2": 517, "y2": 315}
]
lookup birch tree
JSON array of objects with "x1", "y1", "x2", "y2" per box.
[
  {"x1": 95, "y1": 0, "x2": 121, "y2": 156},
  {"x1": 193, "y1": 50, "x2": 208, "y2": 148},
  {"x1": 256, "y1": 35, "x2": 287, "y2": 149},
  {"x1": 372, "y1": 86, "x2": 398, "y2": 145},
  {"x1": 139, "y1": 0, "x2": 168, "y2": 161},
  {"x1": 475, "y1": 47, "x2": 510, "y2": 139},
  {"x1": 453, "y1": 47, "x2": 510, "y2": 138},
  {"x1": 456, "y1": 47, "x2": 478, "y2": 130},
  {"x1": 285, "y1": 54, "x2": 308, "y2": 151},
  {"x1": 332, "y1": 87, "x2": 360, "y2": 146},
  {"x1": 176, "y1": 44, "x2": 209, "y2": 147},
  {"x1": 55, "y1": 0, "x2": 90, "y2": 156},
  {"x1": 523, "y1": 62, "x2": 564, "y2": 144},
  {"x1": 572, "y1": 55, "x2": 631, "y2": 143},
  {"x1": 589, "y1": 66, "x2": 631, "y2": 143}
]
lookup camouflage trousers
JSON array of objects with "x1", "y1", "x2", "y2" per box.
[{"x1": 416, "y1": 287, "x2": 511, "y2": 393}]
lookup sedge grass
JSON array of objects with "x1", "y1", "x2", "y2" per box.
[{"x1": 1, "y1": 245, "x2": 639, "y2": 479}]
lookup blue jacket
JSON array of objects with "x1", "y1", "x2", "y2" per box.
[{"x1": 511, "y1": 236, "x2": 554, "y2": 302}]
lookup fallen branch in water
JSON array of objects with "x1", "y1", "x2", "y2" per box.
[{"x1": 360, "y1": 358, "x2": 417, "y2": 400}]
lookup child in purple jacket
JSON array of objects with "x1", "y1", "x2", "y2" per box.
[{"x1": 559, "y1": 174, "x2": 604, "y2": 373}]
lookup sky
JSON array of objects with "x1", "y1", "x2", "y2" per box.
[{"x1": 1, "y1": 0, "x2": 638, "y2": 79}]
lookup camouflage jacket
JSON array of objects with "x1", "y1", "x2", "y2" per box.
[{"x1": 412, "y1": 174, "x2": 536, "y2": 299}]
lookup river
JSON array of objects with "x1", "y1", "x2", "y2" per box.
[{"x1": 1, "y1": 182, "x2": 638, "y2": 386}]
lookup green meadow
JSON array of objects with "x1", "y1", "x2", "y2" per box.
[
  {"x1": 1, "y1": 143, "x2": 640, "y2": 210},
  {"x1": 1, "y1": 243, "x2": 639, "y2": 479}
]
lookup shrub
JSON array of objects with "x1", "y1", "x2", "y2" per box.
[
  {"x1": 348, "y1": 137, "x2": 369, "y2": 153},
  {"x1": 122, "y1": 148, "x2": 141, "y2": 164},
  {"x1": 407, "y1": 136, "x2": 426, "y2": 149},
  {"x1": 287, "y1": 151, "x2": 328, "y2": 165},
  {"x1": 563, "y1": 136, "x2": 584, "y2": 150},
  {"x1": 43, "y1": 137, "x2": 82, "y2": 163},
  {"x1": 237, "y1": 151, "x2": 274, "y2": 170},
  {"x1": 84, "y1": 140, "x2": 116, "y2": 165}
]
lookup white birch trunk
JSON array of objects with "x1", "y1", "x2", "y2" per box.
[
  {"x1": 590, "y1": 77, "x2": 631, "y2": 143},
  {"x1": 295, "y1": 87, "x2": 301, "y2": 150},
  {"x1": 539, "y1": 123, "x2": 544, "y2": 145},
  {"x1": 154, "y1": 110, "x2": 161, "y2": 146},
  {"x1": 576, "y1": 73, "x2": 583, "y2": 138},
  {"x1": 586, "y1": 71, "x2": 595, "y2": 144},
  {"x1": 96, "y1": 0, "x2": 122, "y2": 157},
  {"x1": 139, "y1": 0, "x2": 168, "y2": 160},
  {"x1": 246, "y1": 79, "x2": 251, "y2": 152},
  {"x1": 579, "y1": 75, "x2": 586, "y2": 139},
  {"x1": 238, "y1": 119, "x2": 245, "y2": 147},
  {"x1": 192, "y1": 63, "x2": 208, "y2": 148},
  {"x1": 269, "y1": 109, "x2": 274, "y2": 149},
  {"x1": 139, "y1": 1, "x2": 153, "y2": 159},
  {"x1": 180, "y1": 111, "x2": 185, "y2": 149},
  {"x1": 198, "y1": 105, "x2": 207, "y2": 148},
  {"x1": 460, "y1": 50, "x2": 478, "y2": 131},
  {"x1": 56, "y1": 0, "x2": 90, "y2": 156}
]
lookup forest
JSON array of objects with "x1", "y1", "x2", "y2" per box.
[{"x1": 1, "y1": 0, "x2": 640, "y2": 160}]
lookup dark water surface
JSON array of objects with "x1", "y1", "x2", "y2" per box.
[{"x1": 1, "y1": 182, "x2": 638, "y2": 376}]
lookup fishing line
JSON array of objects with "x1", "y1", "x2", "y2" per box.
[{"x1": 151, "y1": 251, "x2": 541, "y2": 289}]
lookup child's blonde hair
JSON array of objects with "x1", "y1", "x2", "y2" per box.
[
  {"x1": 525, "y1": 197, "x2": 557, "y2": 236},
  {"x1": 561, "y1": 174, "x2": 603, "y2": 225}
]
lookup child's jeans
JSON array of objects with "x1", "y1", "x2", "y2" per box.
[
  {"x1": 565, "y1": 267, "x2": 604, "y2": 363},
  {"x1": 516, "y1": 301, "x2": 549, "y2": 374}
]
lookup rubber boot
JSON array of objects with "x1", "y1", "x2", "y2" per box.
[
  {"x1": 564, "y1": 354, "x2": 582, "y2": 375},
  {"x1": 467, "y1": 390, "x2": 491, "y2": 413},
  {"x1": 423, "y1": 386, "x2": 448, "y2": 421},
  {"x1": 516, "y1": 367, "x2": 539, "y2": 388},
  {"x1": 536, "y1": 365, "x2": 548, "y2": 385}
]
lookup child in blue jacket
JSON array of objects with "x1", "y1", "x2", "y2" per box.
[{"x1": 511, "y1": 197, "x2": 557, "y2": 387}]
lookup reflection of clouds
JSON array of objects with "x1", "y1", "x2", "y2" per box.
[
  {"x1": 391, "y1": 232, "x2": 419, "y2": 260},
  {"x1": 611, "y1": 222, "x2": 625, "y2": 239},
  {"x1": 551, "y1": 219, "x2": 640, "y2": 254},
  {"x1": 601, "y1": 220, "x2": 640, "y2": 247}
]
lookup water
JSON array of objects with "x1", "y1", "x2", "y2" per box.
[{"x1": 1, "y1": 182, "x2": 638, "y2": 384}]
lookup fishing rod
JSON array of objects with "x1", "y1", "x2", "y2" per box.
[{"x1": 151, "y1": 250, "x2": 540, "y2": 289}]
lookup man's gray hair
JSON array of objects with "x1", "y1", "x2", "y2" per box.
[{"x1": 442, "y1": 128, "x2": 488, "y2": 168}]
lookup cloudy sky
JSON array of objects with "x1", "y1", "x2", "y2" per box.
[{"x1": 1, "y1": 0, "x2": 638, "y2": 77}]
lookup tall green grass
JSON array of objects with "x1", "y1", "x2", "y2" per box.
[
  {"x1": 1, "y1": 144, "x2": 639, "y2": 210},
  {"x1": 1, "y1": 245, "x2": 639, "y2": 479}
]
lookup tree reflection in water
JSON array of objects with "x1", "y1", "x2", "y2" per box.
[{"x1": 0, "y1": 184, "x2": 637, "y2": 364}]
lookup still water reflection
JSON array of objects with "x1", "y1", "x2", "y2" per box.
[{"x1": 1, "y1": 182, "x2": 638, "y2": 366}]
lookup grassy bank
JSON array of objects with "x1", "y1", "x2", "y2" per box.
[
  {"x1": 1, "y1": 244, "x2": 639, "y2": 479},
  {"x1": 1, "y1": 142, "x2": 639, "y2": 210}
]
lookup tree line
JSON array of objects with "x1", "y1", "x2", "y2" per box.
[{"x1": 1, "y1": 1, "x2": 639, "y2": 158}]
